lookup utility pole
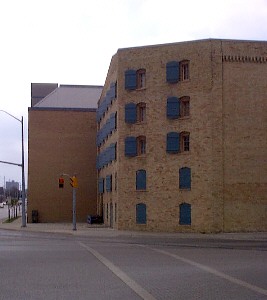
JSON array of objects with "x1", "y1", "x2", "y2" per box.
[{"x1": 0, "y1": 110, "x2": 26, "y2": 227}]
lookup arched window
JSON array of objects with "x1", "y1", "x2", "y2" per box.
[
  {"x1": 180, "y1": 96, "x2": 190, "y2": 117},
  {"x1": 179, "y1": 203, "x2": 191, "y2": 225},
  {"x1": 136, "y1": 203, "x2": 147, "y2": 224},
  {"x1": 137, "y1": 136, "x2": 146, "y2": 155},
  {"x1": 179, "y1": 167, "x2": 191, "y2": 189},
  {"x1": 180, "y1": 132, "x2": 190, "y2": 152},
  {"x1": 136, "y1": 169, "x2": 146, "y2": 190},
  {"x1": 137, "y1": 69, "x2": 146, "y2": 89},
  {"x1": 180, "y1": 60, "x2": 190, "y2": 81},
  {"x1": 137, "y1": 102, "x2": 146, "y2": 122}
]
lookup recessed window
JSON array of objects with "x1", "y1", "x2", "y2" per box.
[
  {"x1": 136, "y1": 203, "x2": 147, "y2": 224},
  {"x1": 137, "y1": 136, "x2": 146, "y2": 155},
  {"x1": 166, "y1": 132, "x2": 180, "y2": 153},
  {"x1": 180, "y1": 60, "x2": 190, "y2": 81},
  {"x1": 179, "y1": 203, "x2": 191, "y2": 225},
  {"x1": 114, "y1": 172, "x2": 117, "y2": 191},
  {"x1": 180, "y1": 96, "x2": 190, "y2": 117},
  {"x1": 137, "y1": 69, "x2": 146, "y2": 89},
  {"x1": 179, "y1": 167, "x2": 191, "y2": 190},
  {"x1": 137, "y1": 102, "x2": 146, "y2": 122},
  {"x1": 136, "y1": 169, "x2": 146, "y2": 190},
  {"x1": 180, "y1": 132, "x2": 190, "y2": 152}
]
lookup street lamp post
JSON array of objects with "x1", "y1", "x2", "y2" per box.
[{"x1": 0, "y1": 110, "x2": 26, "y2": 227}]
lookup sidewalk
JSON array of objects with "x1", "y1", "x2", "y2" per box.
[{"x1": 1, "y1": 216, "x2": 267, "y2": 241}]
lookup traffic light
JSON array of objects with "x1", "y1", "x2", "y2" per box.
[
  {"x1": 70, "y1": 176, "x2": 78, "y2": 188},
  {"x1": 59, "y1": 177, "x2": 64, "y2": 188}
]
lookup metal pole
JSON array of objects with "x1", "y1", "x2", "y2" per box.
[
  {"x1": 72, "y1": 187, "x2": 77, "y2": 231},
  {"x1": 0, "y1": 110, "x2": 26, "y2": 227},
  {"x1": 21, "y1": 116, "x2": 26, "y2": 227}
]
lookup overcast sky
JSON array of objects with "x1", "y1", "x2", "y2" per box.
[{"x1": 0, "y1": 0, "x2": 266, "y2": 187}]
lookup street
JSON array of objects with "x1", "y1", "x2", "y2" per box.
[{"x1": 0, "y1": 230, "x2": 266, "y2": 300}]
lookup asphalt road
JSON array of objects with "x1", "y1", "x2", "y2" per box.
[{"x1": 0, "y1": 230, "x2": 266, "y2": 300}]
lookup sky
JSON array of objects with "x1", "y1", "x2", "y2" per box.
[{"x1": 0, "y1": 0, "x2": 266, "y2": 187}]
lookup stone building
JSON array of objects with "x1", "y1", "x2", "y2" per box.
[
  {"x1": 28, "y1": 83, "x2": 102, "y2": 223},
  {"x1": 96, "y1": 39, "x2": 267, "y2": 233}
]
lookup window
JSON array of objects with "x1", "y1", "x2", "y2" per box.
[
  {"x1": 179, "y1": 167, "x2": 191, "y2": 189},
  {"x1": 137, "y1": 69, "x2": 146, "y2": 89},
  {"x1": 180, "y1": 60, "x2": 189, "y2": 81},
  {"x1": 166, "y1": 132, "x2": 180, "y2": 153},
  {"x1": 125, "y1": 70, "x2": 137, "y2": 90},
  {"x1": 125, "y1": 103, "x2": 137, "y2": 124},
  {"x1": 106, "y1": 175, "x2": 112, "y2": 192},
  {"x1": 136, "y1": 169, "x2": 146, "y2": 190},
  {"x1": 180, "y1": 96, "x2": 190, "y2": 117},
  {"x1": 110, "y1": 82, "x2": 117, "y2": 100},
  {"x1": 179, "y1": 203, "x2": 191, "y2": 225},
  {"x1": 167, "y1": 97, "x2": 180, "y2": 119},
  {"x1": 125, "y1": 69, "x2": 146, "y2": 90},
  {"x1": 136, "y1": 203, "x2": 147, "y2": 224},
  {"x1": 98, "y1": 178, "x2": 104, "y2": 194},
  {"x1": 125, "y1": 137, "x2": 137, "y2": 157},
  {"x1": 166, "y1": 61, "x2": 179, "y2": 83},
  {"x1": 137, "y1": 136, "x2": 146, "y2": 155},
  {"x1": 115, "y1": 203, "x2": 117, "y2": 223},
  {"x1": 180, "y1": 132, "x2": 190, "y2": 152},
  {"x1": 137, "y1": 102, "x2": 146, "y2": 122},
  {"x1": 114, "y1": 172, "x2": 117, "y2": 191}
]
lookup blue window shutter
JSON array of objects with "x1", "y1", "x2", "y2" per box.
[
  {"x1": 125, "y1": 137, "x2": 137, "y2": 157},
  {"x1": 106, "y1": 118, "x2": 111, "y2": 135},
  {"x1": 106, "y1": 90, "x2": 112, "y2": 108},
  {"x1": 125, "y1": 69, "x2": 137, "y2": 90},
  {"x1": 110, "y1": 82, "x2": 116, "y2": 100},
  {"x1": 98, "y1": 178, "x2": 104, "y2": 194},
  {"x1": 96, "y1": 155, "x2": 99, "y2": 170},
  {"x1": 136, "y1": 170, "x2": 146, "y2": 190},
  {"x1": 110, "y1": 113, "x2": 116, "y2": 132},
  {"x1": 167, "y1": 97, "x2": 180, "y2": 119},
  {"x1": 106, "y1": 175, "x2": 112, "y2": 192},
  {"x1": 166, "y1": 61, "x2": 179, "y2": 83},
  {"x1": 125, "y1": 103, "x2": 137, "y2": 124},
  {"x1": 179, "y1": 203, "x2": 191, "y2": 225},
  {"x1": 136, "y1": 203, "x2": 147, "y2": 224},
  {"x1": 99, "y1": 152, "x2": 104, "y2": 169},
  {"x1": 110, "y1": 143, "x2": 116, "y2": 161},
  {"x1": 179, "y1": 167, "x2": 191, "y2": 189},
  {"x1": 166, "y1": 132, "x2": 180, "y2": 153}
]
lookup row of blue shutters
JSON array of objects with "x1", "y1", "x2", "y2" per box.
[
  {"x1": 136, "y1": 202, "x2": 191, "y2": 225},
  {"x1": 125, "y1": 132, "x2": 183, "y2": 156},
  {"x1": 98, "y1": 167, "x2": 191, "y2": 193},
  {"x1": 125, "y1": 61, "x2": 180, "y2": 90},
  {"x1": 125, "y1": 97, "x2": 183, "y2": 123},
  {"x1": 97, "y1": 82, "x2": 116, "y2": 122},
  {"x1": 96, "y1": 113, "x2": 116, "y2": 147},
  {"x1": 98, "y1": 133, "x2": 188, "y2": 169},
  {"x1": 96, "y1": 143, "x2": 116, "y2": 170}
]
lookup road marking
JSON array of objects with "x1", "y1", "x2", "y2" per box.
[
  {"x1": 149, "y1": 247, "x2": 267, "y2": 297},
  {"x1": 78, "y1": 242, "x2": 156, "y2": 300}
]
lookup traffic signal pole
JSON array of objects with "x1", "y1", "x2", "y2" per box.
[
  {"x1": 72, "y1": 186, "x2": 77, "y2": 231},
  {"x1": 59, "y1": 173, "x2": 78, "y2": 231}
]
